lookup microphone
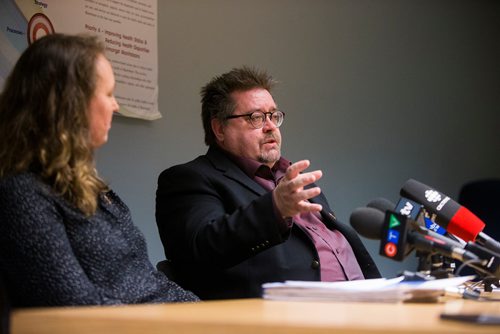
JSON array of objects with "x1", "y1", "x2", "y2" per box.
[
  {"x1": 368, "y1": 197, "x2": 459, "y2": 274},
  {"x1": 350, "y1": 207, "x2": 482, "y2": 264},
  {"x1": 363, "y1": 196, "x2": 500, "y2": 278},
  {"x1": 367, "y1": 197, "x2": 395, "y2": 212},
  {"x1": 368, "y1": 197, "x2": 447, "y2": 235},
  {"x1": 400, "y1": 179, "x2": 500, "y2": 254},
  {"x1": 462, "y1": 242, "x2": 500, "y2": 279},
  {"x1": 351, "y1": 206, "x2": 387, "y2": 240},
  {"x1": 367, "y1": 197, "x2": 425, "y2": 222}
]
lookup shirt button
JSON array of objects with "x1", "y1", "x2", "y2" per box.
[{"x1": 311, "y1": 260, "x2": 320, "y2": 269}]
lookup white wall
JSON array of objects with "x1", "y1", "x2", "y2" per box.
[{"x1": 96, "y1": 0, "x2": 500, "y2": 278}]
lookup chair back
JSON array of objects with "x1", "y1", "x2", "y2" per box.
[
  {"x1": 156, "y1": 259, "x2": 178, "y2": 282},
  {"x1": 458, "y1": 178, "x2": 500, "y2": 240}
]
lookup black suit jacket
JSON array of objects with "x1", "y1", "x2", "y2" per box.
[{"x1": 156, "y1": 145, "x2": 380, "y2": 300}]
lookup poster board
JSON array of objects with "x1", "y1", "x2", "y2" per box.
[{"x1": 0, "y1": 0, "x2": 160, "y2": 120}]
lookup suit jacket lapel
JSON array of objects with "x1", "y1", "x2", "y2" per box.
[
  {"x1": 206, "y1": 146, "x2": 339, "y2": 226},
  {"x1": 310, "y1": 196, "x2": 359, "y2": 245},
  {"x1": 206, "y1": 145, "x2": 267, "y2": 196},
  {"x1": 308, "y1": 194, "x2": 338, "y2": 229}
]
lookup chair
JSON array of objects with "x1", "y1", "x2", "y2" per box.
[
  {"x1": 156, "y1": 259, "x2": 178, "y2": 282},
  {"x1": 458, "y1": 178, "x2": 500, "y2": 241}
]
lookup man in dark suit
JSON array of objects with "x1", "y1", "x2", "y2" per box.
[{"x1": 156, "y1": 66, "x2": 380, "y2": 300}]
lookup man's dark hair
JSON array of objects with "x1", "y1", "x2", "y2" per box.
[{"x1": 200, "y1": 66, "x2": 276, "y2": 146}]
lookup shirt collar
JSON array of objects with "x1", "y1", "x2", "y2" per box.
[{"x1": 217, "y1": 145, "x2": 291, "y2": 179}]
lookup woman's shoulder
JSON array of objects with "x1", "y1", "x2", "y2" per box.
[
  {"x1": 1, "y1": 171, "x2": 45, "y2": 188},
  {"x1": 0, "y1": 172, "x2": 60, "y2": 236},
  {"x1": 0, "y1": 172, "x2": 51, "y2": 202}
]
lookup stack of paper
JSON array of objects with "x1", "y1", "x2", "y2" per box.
[{"x1": 262, "y1": 276, "x2": 475, "y2": 303}]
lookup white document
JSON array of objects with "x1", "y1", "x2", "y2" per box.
[{"x1": 262, "y1": 276, "x2": 475, "y2": 303}]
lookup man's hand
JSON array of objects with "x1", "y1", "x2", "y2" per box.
[{"x1": 272, "y1": 160, "x2": 323, "y2": 218}]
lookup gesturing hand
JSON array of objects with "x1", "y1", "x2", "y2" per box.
[{"x1": 272, "y1": 160, "x2": 323, "y2": 218}]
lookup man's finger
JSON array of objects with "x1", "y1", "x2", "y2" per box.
[
  {"x1": 285, "y1": 160, "x2": 310, "y2": 180},
  {"x1": 287, "y1": 170, "x2": 323, "y2": 190}
]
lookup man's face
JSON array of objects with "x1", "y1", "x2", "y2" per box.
[{"x1": 213, "y1": 88, "x2": 282, "y2": 167}]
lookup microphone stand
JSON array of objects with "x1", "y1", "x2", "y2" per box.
[
  {"x1": 415, "y1": 251, "x2": 453, "y2": 279},
  {"x1": 482, "y1": 277, "x2": 500, "y2": 292},
  {"x1": 416, "y1": 250, "x2": 432, "y2": 275}
]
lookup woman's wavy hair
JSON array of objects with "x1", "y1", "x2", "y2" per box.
[{"x1": 0, "y1": 33, "x2": 108, "y2": 216}]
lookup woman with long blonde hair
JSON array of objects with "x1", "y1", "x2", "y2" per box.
[{"x1": 0, "y1": 33, "x2": 198, "y2": 307}]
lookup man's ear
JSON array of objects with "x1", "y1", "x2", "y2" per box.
[{"x1": 211, "y1": 118, "x2": 225, "y2": 142}]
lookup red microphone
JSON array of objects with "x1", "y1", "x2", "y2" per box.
[
  {"x1": 400, "y1": 179, "x2": 484, "y2": 241},
  {"x1": 447, "y1": 206, "x2": 485, "y2": 242},
  {"x1": 400, "y1": 179, "x2": 500, "y2": 254}
]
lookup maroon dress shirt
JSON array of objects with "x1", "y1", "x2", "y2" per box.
[{"x1": 230, "y1": 153, "x2": 364, "y2": 282}]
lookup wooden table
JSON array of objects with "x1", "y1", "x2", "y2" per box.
[{"x1": 10, "y1": 298, "x2": 500, "y2": 334}]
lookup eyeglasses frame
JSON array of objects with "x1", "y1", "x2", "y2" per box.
[{"x1": 224, "y1": 110, "x2": 285, "y2": 129}]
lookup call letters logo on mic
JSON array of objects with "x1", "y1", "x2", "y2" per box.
[
  {"x1": 380, "y1": 213, "x2": 411, "y2": 261},
  {"x1": 424, "y1": 190, "x2": 441, "y2": 202},
  {"x1": 424, "y1": 189, "x2": 450, "y2": 211},
  {"x1": 384, "y1": 215, "x2": 401, "y2": 257},
  {"x1": 399, "y1": 201, "x2": 413, "y2": 216}
]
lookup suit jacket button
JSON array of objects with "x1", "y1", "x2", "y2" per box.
[{"x1": 311, "y1": 260, "x2": 320, "y2": 269}]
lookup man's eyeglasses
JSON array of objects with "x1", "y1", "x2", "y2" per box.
[{"x1": 224, "y1": 110, "x2": 285, "y2": 129}]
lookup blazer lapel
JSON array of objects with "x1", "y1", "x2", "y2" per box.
[
  {"x1": 308, "y1": 194, "x2": 338, "y2": 229},
  {"x1": 206, "y1": 146, "x2": 267, "y2": 196}
]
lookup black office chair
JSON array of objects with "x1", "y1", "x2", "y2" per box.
[
  {"x1": 156, "y1": 259, "x2": 178, "y2": 283},
  {"x1": 458, "y1": 178, "x2": 500, "y2": 288},
  {"x1": 458, "y1": 178, "x2": 500, "y2": 241}
]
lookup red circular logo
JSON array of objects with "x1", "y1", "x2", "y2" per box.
[
  {"x1": 27, "y1": 13, "x2": 55, "y2": 45},
  {"x1": 384, "y1": 242, "x2": 398, "y2": 257}
]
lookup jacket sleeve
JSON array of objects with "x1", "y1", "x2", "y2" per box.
[{"x1": 156, "y1": 163, "x2": 291, "y2": 269}]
